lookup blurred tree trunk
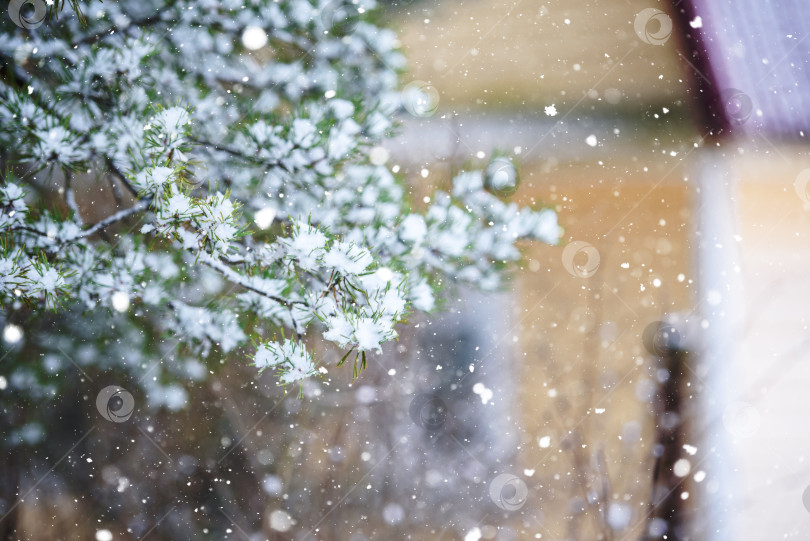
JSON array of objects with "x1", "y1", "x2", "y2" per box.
[
  {"x1": 0, "y1": 442, "x2": 20, "y2": 540},
  {"x1": 645, "y1": 347, "x2": 691, "y2": 541}
]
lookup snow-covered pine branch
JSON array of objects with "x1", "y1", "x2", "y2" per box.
[{"x1": 0, "y1": 0, "x2": 559, "y2": 388}]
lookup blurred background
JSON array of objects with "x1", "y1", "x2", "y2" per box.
[
  {"x1": 385, "y1": 0, "x2": 810, "y2": 539},
  {"x1": 4, "y1": 0, "x2": 810, "y2": 540}
]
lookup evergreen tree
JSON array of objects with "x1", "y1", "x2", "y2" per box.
[{"x1": 0, "y1": 0, "x2": 558, "y2": 388}]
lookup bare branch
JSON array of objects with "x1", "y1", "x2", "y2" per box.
[
  {"x1": 199, "y1": 253, "x2": 305, "y2": 308},
  {"x1": 63, "y1": 198, "x2": 151, "y2": 242}
]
